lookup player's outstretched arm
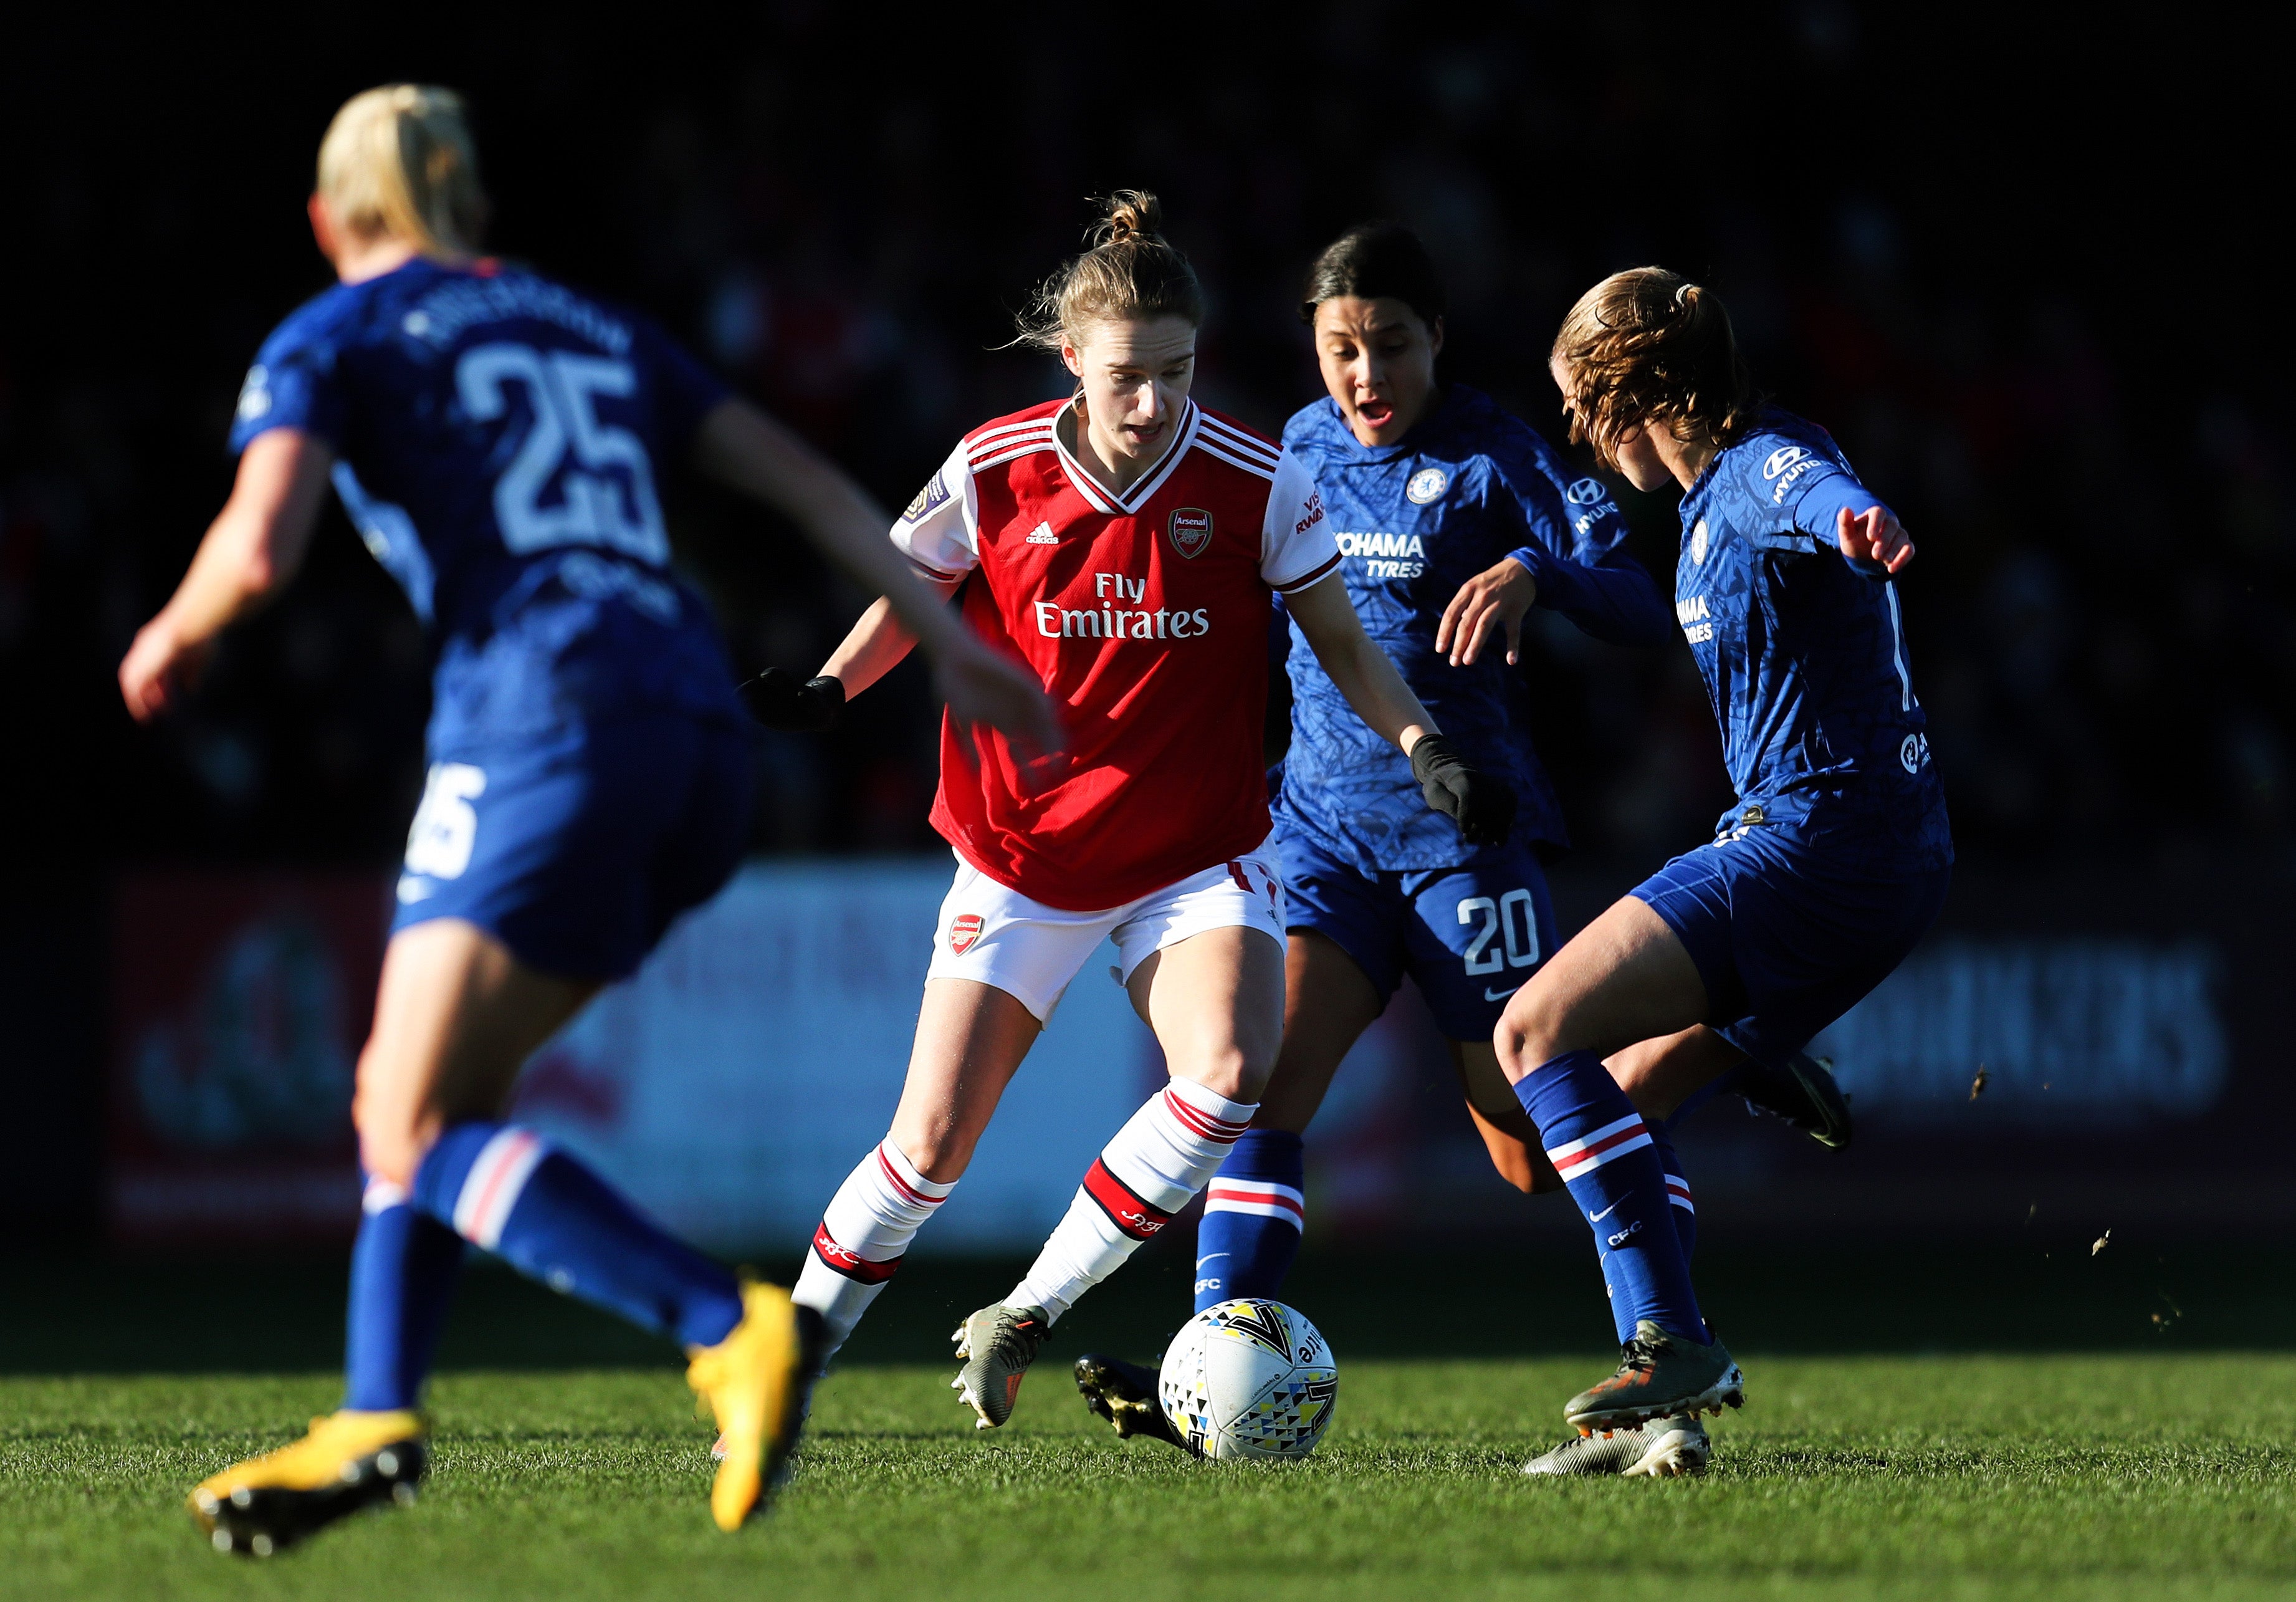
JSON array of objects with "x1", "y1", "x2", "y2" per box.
[
  {"x1": 118, "y1": 428, "x2": 333, "y2": 723},
  {"x1": 692, "y1": 399, "x2": 1060, "y2": 755}
]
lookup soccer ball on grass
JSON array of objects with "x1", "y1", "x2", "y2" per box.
[{"x1": 1157, "y1": 1298, "x2": 1337, "y2": 1460}]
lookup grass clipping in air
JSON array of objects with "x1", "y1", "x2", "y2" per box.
[{"x1": 4, "y1": 1357, "x2": 2295, "y2": 1601}]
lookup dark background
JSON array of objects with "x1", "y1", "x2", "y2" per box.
[{"x1": 0, "y1": 4, "x2": 2285, "y2": 1245}]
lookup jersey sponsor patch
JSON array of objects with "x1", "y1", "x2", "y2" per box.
[
  {"x1": 1405, "y1": 467, "x2": 1449, "y2": 504},
  {"x1": 1168, "y1": 506, "x2": 1213, "y2": 559},
  {"x1": 903, "y1": 473, "x2": 951, "y2": 524},
  {"x1": 1025, "y1": 520, "x2": 1059, "y2": 544},
  {"x1": 1566, "y1": 476, "x2": 1608, "y2": 505},
  {"x1": 948, "y1": 912, "x2": 984, "y2": 954}
]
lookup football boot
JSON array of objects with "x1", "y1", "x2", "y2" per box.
[
  {"x1": 1073, "y1": 1353, "x2": 1186, "y2": 1451},
  {"x1": 1737, "y1": 1052, "x2": 1853, "y2": 1151},
  {"x1": 1565, "y1": 1319, "x2": 1744, "y2": 1433},
  {"x1": 188, "y1": 1408, "x2": 426, "y2": 1556},
  {"x1": 1521, "y1": 1413, "x2": 1710, "y2": 1479},
  {"x1": 687, "y1": 1280, "x2": 824, "y2": 1532},
  {"x1": 950, "y1": 1303, "x2": 1049, "y2": 1429}
]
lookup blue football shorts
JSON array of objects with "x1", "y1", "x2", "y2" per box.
[
  {"x1": 391, "y1": 710, "x2": 755, "y2": 981},
  {"x1": 1275, "y1": 827, "x2": 1558, "y2": 1041},
  {"x1": 1632, "y1": 825, "x2": 1951, "y2": 1069}
]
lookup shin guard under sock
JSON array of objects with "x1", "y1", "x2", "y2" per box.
[
  {"x1": 1013, "y1": 1079, "x2": 1255, "y2": 1323},
  {"x1": 342, "y1": 1176, "x2": 466, "y2": 1413},
  {"x1": 793, "y1": 1138, "x2": 956, "y2": 1362},
  {"x1": 1194, "y1": 1129, "x2": 1305, "y2": 1313},
  {"x1": 412, "y1": 1123, "x2": 743, "y2": 1350},
  {"x1": 1515, "y1": 1050, "x2": 1708, "y2": 1345}
]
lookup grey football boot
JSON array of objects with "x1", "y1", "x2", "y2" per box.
[
  {"x1": 1737, "y1": 1052, "x2": 1853, "y2": 1150},
  {"x1": 1522, "y1": 1414, "x2": 1711, "y2": 1478},
  {"x1": 951, "y1": 1303, "x2": 1050, "y2": 1429},
  {"x1": 1073, "y1": 1353, "x2": 1187, "y2": 1451},
  {"x1": 1565, "y1": 1319, "x2": 1744, "y2": 1433}
]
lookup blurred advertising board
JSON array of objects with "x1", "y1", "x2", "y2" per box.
[
  {"x1": 108, "y1": 857, "x2": 2281, "y2": 1251},
  {"x1": 109, "y1": 873, "x2": 383, "y2": 1244}
]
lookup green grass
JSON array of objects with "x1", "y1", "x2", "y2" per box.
[{"x1": 6, "y1": 1354, "x2": 2296, "y2": 1602}]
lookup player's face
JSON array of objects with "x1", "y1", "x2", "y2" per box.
[
  {"x1": 1549, "y1": 354, "x2": 1671, "y2": 493},
  {"x1": 1063, "y1": 316, "x2": 1198, "y2": 461},
  {"x1": 1314, "y1": 297, "x2": 1442, "y2": 449}
]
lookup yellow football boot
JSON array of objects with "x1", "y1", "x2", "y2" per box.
[
  {"x1": 188, "y1": 1408, "x2": 427, "y2": 1556},
  {"x1": 686, "y1": 1281, "x2": 823, "y2": 1531}
]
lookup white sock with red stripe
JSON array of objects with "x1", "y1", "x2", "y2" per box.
[
  {"x1": 1010, "y1": 1078, "x2": 1256, "y2": 1323},
  {"x1": 793, "y1": 1138, "x2": 956, "y2": 1361}
]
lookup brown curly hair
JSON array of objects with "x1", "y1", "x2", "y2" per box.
[
  {"x1": 1013, "y1": 190, "x2": 1205, "y2": 351},
  {"x1": 1550, "y1": 268, "x2": 1763, "y2": 469}
]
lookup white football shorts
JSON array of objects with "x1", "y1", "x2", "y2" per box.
[{"x1": 925, "y1": 838, "x2": 1286, "y2": 1022}]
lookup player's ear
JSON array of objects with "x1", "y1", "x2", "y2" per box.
[
  {"x1": 1427, "y1": 315, "x2": 1445, "y2": 362},
  {"x1": 308, "y1": 193, "x2": 340, "y2": 266},
  {"x1": 1060, "y1": 341, "x2": 1086, "y2": 380}
]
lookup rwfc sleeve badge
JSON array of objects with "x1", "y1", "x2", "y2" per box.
[{"x1": 1167, "y1": 507, "x2": 1213, "y2": 559}]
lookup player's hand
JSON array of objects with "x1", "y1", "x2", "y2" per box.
[
  {"x1": 741, "y1": 667, "x2": 846, "y2": 732},
  {"x1": 1837, "y1": 506, "x2": 1914, "y2": 573},
  {"x1": 1434, "y1": 556, "x2": 1537, "y2": 667},
  {"x1": 117, "y1": 616, "x2": 213, "y2": 723},
  {"x1": 1409, "y1": 732, "x2": 1516, "y2": 847},
  {"x1": 935, "y1": 640, "x2": 1064, "y2": 764}
]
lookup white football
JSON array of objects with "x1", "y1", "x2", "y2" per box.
[{"x1": 1158, "y1": 1298, "x2": 1338, "y2": 1461}]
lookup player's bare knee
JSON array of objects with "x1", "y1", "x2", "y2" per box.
[{"x1": 1174, "y1": 1042, "x2": 1267, "y2": 1105}]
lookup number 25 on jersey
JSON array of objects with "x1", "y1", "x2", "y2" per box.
[{"x1": 456, "y1": 343, "x2": 668, "y2": 564}]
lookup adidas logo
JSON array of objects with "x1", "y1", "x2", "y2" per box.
[{"x1": 1025, "y1": 522, "x2": 1058, "y2": 545}]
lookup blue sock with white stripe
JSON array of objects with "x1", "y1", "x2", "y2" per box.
[
  {"x1": 1514, "y1": 1051, "x2": 1707, "y2": 1345},
  {"x1": 1193, "y1": 1130, "x2": 1306, "y2": 1313},
  {"x1": 1646, "y1": 1124, "x2": 1696, "y2": 1262},
  {"x1": 342, "y1": 1176, "x2": 466, "y2": 1412},
  {"x1": 410, "y1": 1123, "x2": 744, "y2": 1350}
]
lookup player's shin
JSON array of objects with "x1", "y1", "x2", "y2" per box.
[
  {"x1": 342, "y1": 1175, "x2": 466, "y2": 1413},
  {"x1": 1194, "y1": 1129, "x2": 1305, "y2": 1313},
  {"x1": 791, "y1": 1138, "x2": 955, "y2": 1362},
  {"x1": 410, "y1": 1123, "x2": 745, "y2": 1348},
  {"x1": 1515, "y1": 1051, "x2": 1708, "y2": 1345},
  {"x1": 1012, "y1": 1079, "x2": 1256, "y2": 1321}
]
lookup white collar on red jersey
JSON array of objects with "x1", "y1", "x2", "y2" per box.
[{"x1": 1053, "y1": 398, "x2": 1200, "y2": 516}]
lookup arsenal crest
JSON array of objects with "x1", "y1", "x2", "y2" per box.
[
  {"x1": 948, "y1": 913, "x2": 984, "y2": 954},
  {"x1": 1167, "y1": 506, "x2": 1213, "y2": 560}
]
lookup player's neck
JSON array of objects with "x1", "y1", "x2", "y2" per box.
[
  {"x1": 1656, "y1": 429, "x2": 1720, "y2": 492},
  {"x1": 1060, "y1": 403, "x2": 1176, "y2": 498},
  {"x1": 330, "y1": 235, "x2": 426, "y2": 285}
]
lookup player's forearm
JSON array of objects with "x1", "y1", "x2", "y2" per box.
[
  {"x1": 1516, "y1": 545, "x2": 1675, "y2": 647},
  {"x1": 1308, "y1": 624, "x2": 1434, "y2": 752},
  {"x1": 820, "y1": 595, "x2": 924, "y2": 698},
  {"x1": 156, "y1": 431, "x2": 329, "y2": 645}
]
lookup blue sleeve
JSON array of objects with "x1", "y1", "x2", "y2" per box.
[
  {"x1": 1496, "y1": 459, "x2": 1673, "y2": 648},
  {"x1": 631, "y1": 314, "x2": 731, "y2": 453},
  {"x1": 1743, "y1": 441, "x2": 1892, "y2": 558},
  {"x1": 228, "y1": 314, "x2": 348, "y2": 455}
]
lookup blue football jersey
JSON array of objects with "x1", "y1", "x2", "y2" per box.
[
  {"x1": 1675, "y1": 408, "x2": 1952, "y2": 870},
  {"x1": 229, "y1": 257, "x2": 740, "y2": 744},
  {"x1": 1273, "y1": 385, "x2": 1672, "y2": 872}
]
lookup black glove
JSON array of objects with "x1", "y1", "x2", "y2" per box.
[
  {"x1": 1410, "y1": 734, "x2": 1516, "y2": 847},
  {"x1": 741, "y1": 668, "x2": 844, "y2": 732}
]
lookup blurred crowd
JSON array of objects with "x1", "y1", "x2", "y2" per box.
[{"x1": 2, "y1": 4, "x2": 2286, "y2": 881}]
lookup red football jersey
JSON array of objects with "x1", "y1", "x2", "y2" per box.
[{"x1": 892, "y1": 397, "x2": 1340, "y2": 910}]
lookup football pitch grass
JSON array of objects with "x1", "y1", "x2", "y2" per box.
[{"x1": 4, "y1": 1248, "x2": 2294, "y2": 1601}]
